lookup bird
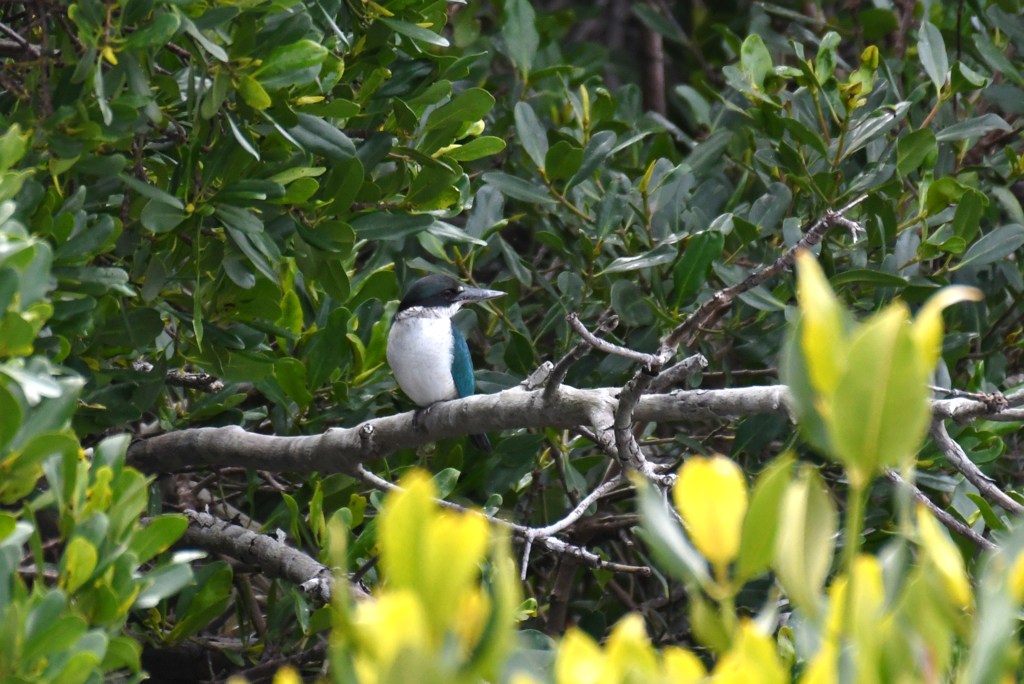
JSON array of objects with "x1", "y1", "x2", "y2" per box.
[{"x1": 386, "y1": 274, "x2": 504, "y2": 451}]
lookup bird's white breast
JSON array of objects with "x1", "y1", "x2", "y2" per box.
[{"x1": 386, "y1": 313, "x2": 459, "y2": 406}]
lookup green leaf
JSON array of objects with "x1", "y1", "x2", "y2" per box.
[
  {"x1": 502, "y1": 0, "x2": 538, "y2": 79},
  {"x1": 129, "y1": 515, "x2": 188, "y2": 564},
  {"x1": 840, "y1": 102, "x2": 907, "y2": 159},
  {"x1": 736, "y1": 453, "x2": 794, "y2": 583},
  {"x1": 965, "y1": 493, "x2": 1007, "y2": 531},
  {"x1": 227, "y1": 113, "x2": 260, "y2": 160},
  {"x1": 544, "y1": 140, "x2": 583, "y2": 180},
  {"x1": 673, "y1": 231, "x2": 725, "y2": 305},
  {"x1": 406, "y1": 165, "x2": 460, "y2": 207},
  {"x1": 273, "y1": 357, "x2": 314, "y2": 407},
  {"x1": 565, "y1": 130, "x2": 616, "y2": 191},
  {"x1": 287, "y1": 114, "x2": 356, "y2": 161},
  {"x1": 255, "y1": 39, "x2": 328, "y2": 80},
  {"x1": 122, "y1": 11, "x2": 180, "y2": 48},
  {"x1": 829, "y1": 269, "x2": 909, "y2": 288},
  {"x1": 169, "y1": 562, "x2": 233, "y2": 641},
  {"x1": 350, "y1": 212, "x2": 433, "y2": 240},
  {"x1": 951, "y1": 189, "x2": 988, "y2": 243},
  {"x1": 740, "y1": 33, "x2": 772, "y2": 89},
  {"x1": 102, "y1": 635, "x2": 142, "y2": 673},
  {"x1": 62, "y1": 536, "x2": 98, "y2": 594},
  {"x1": 514, "y1": 101, "x2": 548, "y2": 170},
  {"x1": 610, "y1": 279, "x2": 653, "y2": 326},
  {"x1": 482, "y1": 171, "x2": 557, "y2": 204},
  {"x1": 0, "y1": 124, "x2": 29, "y2": 172},
  {"x1": 135, "y1": 563, "x2": 194, "y2": 609},
  {"x1": 934, "y1": 113, "x2": 1012, "y2": 143},
  {"x1": 238, "y1": 74, "x2": 272, "y2": 110},
  {"x1": 953, "y1": 224, "x2": 1024, "y2": 271},
  {"x1": 305, "y1": 308, "x2": 350, "y2": 388},
  {"x1": 120, "y1": 174, "x2": 184, "y2": 209},
  {"x1": 0, "y1": 384, "x2": 21, "y2": 452},
  {"x1": 183, "y1": 17, "x2": 228, "y2": 62},
  {"x1": 814, "y1": 31, "x2": 841, "y2": 83},
  {"x1": 602, "y1": 243, "x2": 676, "y2": 275},
  {"x1": 140, "y1": 199, "x2": 188, "y2": 234},
  {"x1": 380, "y1": 18, "x2": 449, "y2": 47},
  {"x1": 442, "y1": 136, "x2": 506, "y2": 161},
  {"x1": 426, "y1": 88, "x2": 495, "y2": 130},
  {"x1": 950, "y1": 62, "x2": 989, "y2": 93},
  {"x1": 433, "y1": 468, "x2": 461, "y2": 498},
  {"x1": 917, "y1": 21, "x2": 948, "y2": 92},
  {"x1": 897, "y1": 128, "x2": 936, "y2": 175}
]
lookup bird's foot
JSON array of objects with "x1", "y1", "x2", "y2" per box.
[{"x1": 411, "y1": 404, "x2": 436, "y2": 433}]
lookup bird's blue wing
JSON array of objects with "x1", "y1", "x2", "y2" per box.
[{"x1": 450, "y1": 324, "x2": 475, "y2": 398}]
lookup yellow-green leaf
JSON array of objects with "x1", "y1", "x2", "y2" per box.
[
  {"x1": 911, "y1": 285, "x2": 982, "y2": 372},
  {"x1": 713, "y1": 619, "x2": 788, "y2": 684},
  {"x1": 238, "y1": 74, "x2": 271, "y2": 110},
  {"x1": 795, "y1": 251, "x2": 847, "y2": 399},
  {"x1": 773, "y1": 466, "x2": 836, "y2": 619},
  {"x1": 604, "y1": 614, "x2": 659, "y2": 681},
  {"x1": 830, "y1": 304, "x2": 929, "y2": 483},
  {"x1": 916, "y1": 504, "x2": 972, "y2": 609},
  {"x1": 62, "y1": 536, "x2": 98, "y2": 593}
]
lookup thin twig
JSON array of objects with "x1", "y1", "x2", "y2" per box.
[
  {"x1": 930, "y1": 420, "x2": 1023, "y2": 515},
  {"x1": 354, "y1": 466, "x2": 649, "y2": 577},
  {"x1": 545, "y1": 313, "x2": 618, "y2": 399},
  {"x1": 566, "y1": 313, "x2": 668, "y2": 368},
  {"x1": 660, "y1": 195, "x2": 870, "y2": 355},
  {"x1": 885, "y1": 469, "x2": 996, "y2": 551}
]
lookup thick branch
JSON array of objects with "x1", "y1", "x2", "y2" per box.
[
  {"x1": 178, "y1": 510, "x2": 368, "y2": 602},
  {"x1": 127, "y1": 384, "x2": 1020, "y2": 474}
]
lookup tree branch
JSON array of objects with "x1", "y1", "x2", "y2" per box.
[
  {"x1": 929, "y1": 420, "x2": 1024, "y2": 515},
  {"x1": 127, "y1": 384, "x2": 1020, "y2": 474},
  {"x1": 885, "y1": 469, "x2": 996, "y2": 551},
  {"x1": 650, "y1": 195, "x2": 869, "y2": 392},
  {"x1": 178, "y1": 510, "x2": 369, "y2": 602}
]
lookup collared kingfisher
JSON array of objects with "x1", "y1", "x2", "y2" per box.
[{"x1": 386, "y1": 274, "x2": 504, "y2": 451}]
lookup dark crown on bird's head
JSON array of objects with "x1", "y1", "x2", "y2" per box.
[
  {"x1": 397, "y1": 274, "x2": 504, "y2": 312},
  {"x1": 397, "y1": 274, "x2": 466, "y2": 311}
]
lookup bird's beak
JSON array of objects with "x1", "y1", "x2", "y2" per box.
[{"x1": 456, "y1": 286, "x2": 505, "y2": 304}]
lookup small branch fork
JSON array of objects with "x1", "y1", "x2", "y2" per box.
[
  {"x1": 652, "y1": 195, "x2": 868, "y2": 389},
  {"x1": 353, "y1": 466, "x2": 649, "y2": 578},
  {"x1": 562, "y1": 197, "x2": 869, "y2": 482},
  {"x1": 930, "y1": 419, "x2": 1024, "y2": 515}
]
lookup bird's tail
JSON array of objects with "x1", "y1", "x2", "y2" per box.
[{"x1": 469, "y1": 433, "x2": 492, "y2": 452}]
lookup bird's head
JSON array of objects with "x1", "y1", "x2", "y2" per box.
[{"x1": 397, "y1": 274, "x2": 504, "y2": 316}]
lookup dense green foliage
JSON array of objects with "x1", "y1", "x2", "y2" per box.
[{"x1": 1, "y1": 0, "x2": 1023, "y2": 680}]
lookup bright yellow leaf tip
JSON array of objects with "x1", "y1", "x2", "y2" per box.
[
  {"x1": 916, "y1": 504, "x2": 972, "y2": 609},
  {"x1": 795, "y1": 250, "x2": 846, "y2": 397},
  {"x1": 674, "y1": 455, "x2": 748, "y2": 574},
  {"x1": 912, "y1": 285, "x2": 983, "y2": 372},
  {"x1": 713, "y1": 619, "x2": 788, "y2": 684}
]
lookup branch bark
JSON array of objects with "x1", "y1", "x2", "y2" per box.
[
  {"x1": 127, "y1": 384, "x2": 1019, "y2": 475},
  {"x1": 178, "y1": 510, "x2": 367, "y2": 602}
]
